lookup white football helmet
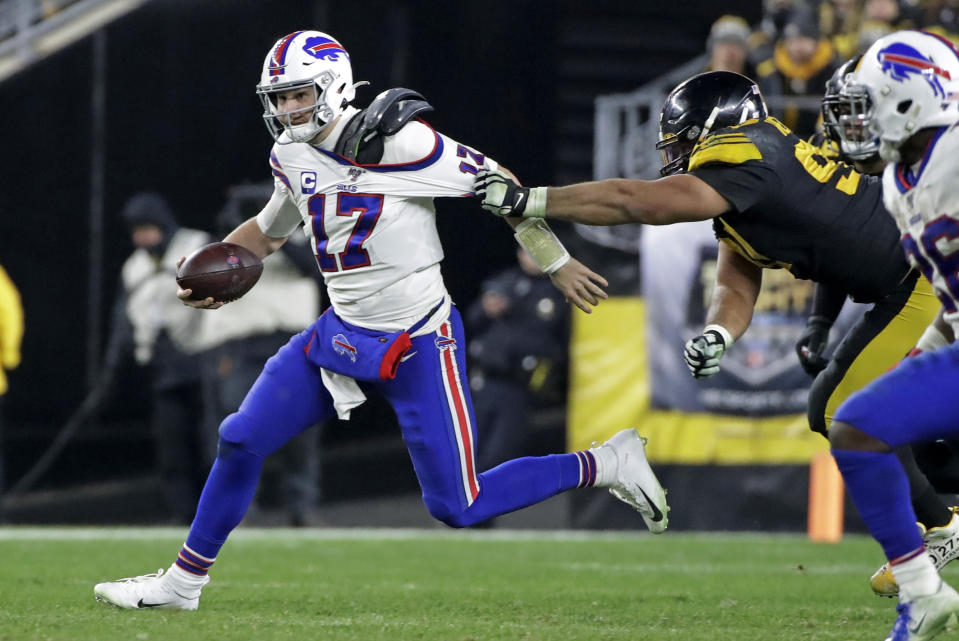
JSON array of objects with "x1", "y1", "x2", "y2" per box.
[
  {"x1": 848, "y1": 30, "x2": 959, "y2": 161},
  {"x1": 255, "y1": 30, "x2": 367, "y2": 144}
]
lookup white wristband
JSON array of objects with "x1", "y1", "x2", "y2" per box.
[
  {"x1": 521, "y1": 187, "x2": 548, "y2": 218},
  {"x1": 513, "y1": 217, "x2": 571, "y2": 274},
  {"x1": 703, "y1": 324, "x2": 734, "y2": 348},
  {"x1": 916, "y1": 322, "x2": 950, "y2": 352}
]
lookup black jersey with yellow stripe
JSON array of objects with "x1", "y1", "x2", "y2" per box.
[
  {"x1": 806, "y1": 130, "x2": 841, "y2": 162},
  {"x1": 689, "y1": 116, "x2": 909, "y2": 303}
]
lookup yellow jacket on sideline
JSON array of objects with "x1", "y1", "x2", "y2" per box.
[{"x1": 0, "y1": 264, "x2": 24, "y2": 395}]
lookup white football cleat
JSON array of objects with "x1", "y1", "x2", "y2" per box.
[
  {"x1": 885, "y1": 580, "x2": 959, "y2": 641},
  {"x1": 872, "y1": 508, "x2": 959, "y2": 597},
  {"x1": 94, "y1": 567, "x2": 209, "y2": 610},
  {"x1": 594, "y1": 428, "x2": 669, "y2": 533}
]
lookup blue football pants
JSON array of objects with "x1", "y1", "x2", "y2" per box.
[{"x1": 184, "y1": 307, "x2": 586, "y2": 558}]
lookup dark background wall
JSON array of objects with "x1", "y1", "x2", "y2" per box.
[{"x1": 0, "y1": 0, "x2": 761, "y2": 493}]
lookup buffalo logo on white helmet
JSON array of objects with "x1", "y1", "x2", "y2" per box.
[
  {"x1": 849, "y1": 30, "x2": 959, "y2": 161},
  {"x1": 301, "y1": 34, "x2": 347, "y2": 61},
  {"x1": 256, "y1": 30, "x2": 368, "y2": 144},
  {"x1": 877, "y1": 41, "x2": 951, "y2": 97}
]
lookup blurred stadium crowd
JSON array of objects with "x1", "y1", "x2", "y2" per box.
[{"x1": 703, "y1": 0, "x2": 959, "y2": 140}]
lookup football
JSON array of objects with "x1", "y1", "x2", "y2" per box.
[{"x1": 176, "y1": 242, "x2": 263, "y2": 302}]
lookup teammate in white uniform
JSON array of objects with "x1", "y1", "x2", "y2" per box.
[
  {"x1": 92, "y1": 30, "x2": 670, "y2": 611},
  {"x1": 824, "y1": 30, "x2": 959, "y2": 641}
]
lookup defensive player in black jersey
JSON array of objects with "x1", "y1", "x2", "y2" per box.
[
  {"x1": 796, "y1": 56, "x2": 885, "y2": 381},
  {"x1": 474, "y1": 70, "x2": 956, "y2": 595}
]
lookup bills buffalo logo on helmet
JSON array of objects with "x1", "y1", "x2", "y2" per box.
[
  {"x1": 303, "y1": 36, "x2": 346, "y2": 61},
  {"x1": 878, "y1": 42, "x2": 952, "y2": 98},
  {"x1": 332, "y1": 333, "x2": 357, "y2": 362}
]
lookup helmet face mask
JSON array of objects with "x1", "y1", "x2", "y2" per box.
[
  {"x1": 656, "y1": 71, "x2": 768, "y2": 177},
  {"x1": 822, "y1": 56, "x2": 882, "y2": 162},
  {"x1": 836, "y1": 89, "x2": 875, "y2": 149},
  {"x1": 255, "y1": 31, "x2": 367, "y2": 144},
  {"x1": 850, "y1": 30, "x2": 959, "y2": 162},
  {"x1": 656, "y1": 125, "x2": 701, "y2": 176}
]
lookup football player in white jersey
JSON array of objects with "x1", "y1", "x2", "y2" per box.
[
  {"x1": 92, "y1": 30, "x2": 670, "y2": 611},
  {"x1": 824, "y1": 30, "x2": 959, "y2": 641}
]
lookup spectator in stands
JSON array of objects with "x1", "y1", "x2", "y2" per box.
[
  {"x1": 919, "y1": 0, "x2": 959, "y2": 40},
  {"x1": 750, "y1": 0, "x2": 804, "y2": 64},
  {"x1": 819, "y1": 0, "x2": 862, "y2": 40},
  {"x1": 855, "y1": 19, "x2": 894, "y2": 54},
  {"x1": 705, "y1": 15, "x2": 756, "y2": 78},
  {"x1": 200, "y1": 186, "x2": 323, "y2": 526},
  {"x1": 822, "y1": 0, "x2": 866, "y2": 59},
  {"x1": 757, "y1": 5, "x2": 840, "y2": 138},
  {"x1": 0, "y1": 264, "x2": 23, "y2": 522},
  {"x1": 105, "y1": 192, "x2": 213, "y2": 524},
  {"x1": 862, "y1": 0, "x2": 917, "y2": 30},
  {"x1": 466, "y1": 247, "x2": 570, "y2": 474}
]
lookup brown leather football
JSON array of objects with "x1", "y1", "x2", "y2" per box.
[{"x1": 176, "y1": 242, "x2": 263, "y2": 302}]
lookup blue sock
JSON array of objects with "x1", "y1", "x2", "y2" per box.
[
  {"x1": 832, "y1": 449, "x2": 923, "y2": 560},
  {"x1": 445, "y1": 452, "x2": 589, "y2": 527},
  {"x1": 183, "y1": 439, "x2": 265, "y2": 560}
]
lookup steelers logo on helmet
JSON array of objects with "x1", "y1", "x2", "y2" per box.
[{"x1": 255, "y1": 30, "x2": 368, "y2": 144}]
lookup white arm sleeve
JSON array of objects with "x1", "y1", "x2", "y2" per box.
[{"x1": 255, "y1": 183, "x2": 302, "y2": 238}]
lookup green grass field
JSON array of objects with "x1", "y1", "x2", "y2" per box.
[{"x1": 0, "y1": 527, "x2": 942, "y2": 641}]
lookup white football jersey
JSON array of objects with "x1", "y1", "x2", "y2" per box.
[
  {"x1": 882, "y1": 123, "x2": 959, "y2": 335},
  {"x1": 256, "y1": 106, "x2": 497, "y2": 332}
]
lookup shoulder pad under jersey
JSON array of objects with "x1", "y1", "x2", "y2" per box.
[
  {"x1": 689, "y1": 127, "x2": 763, "y2": 171},
  {"x1": 334, "y1": 88, "x2": 434, "y2": 164}
]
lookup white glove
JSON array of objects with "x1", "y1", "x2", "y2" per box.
[{"x1": 683, "y1": 325, "x2": 732, "y2": 379}]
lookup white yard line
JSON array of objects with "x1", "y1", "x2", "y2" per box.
[{"x1": 0, "y1": 526, "x2": 832, "y2": 543}]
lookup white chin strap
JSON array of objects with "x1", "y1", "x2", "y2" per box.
[
  {"x1": 284, "y1": 120, "x2": 324, "y2": 143},
  {"x1": 282, "y1": 80, "x2": 367, "y2": 143},
  {"x1": 879, "y1": 139, "x2": 901, "y2": 163}
]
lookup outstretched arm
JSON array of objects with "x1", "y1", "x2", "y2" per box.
[
  {"x1": 475, "y1": 169, "x2": 731, "y2": 225},
  {"x1": 495, "y1": 165, "x2": 609, "y2": 313},
  {"x1": 547, "y1": 257, "x2": 609, "y2": 314}
]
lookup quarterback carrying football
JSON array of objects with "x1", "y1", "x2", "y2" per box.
[{"x1": 92, "y1": 30, "x2": 668, "y2": 611}]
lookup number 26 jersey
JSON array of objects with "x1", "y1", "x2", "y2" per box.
[{"x1": 883, "y1": 123, "x2": 959, "y2": 335}]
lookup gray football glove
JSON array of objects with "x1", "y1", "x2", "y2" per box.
[
  {"x1": 684, "y1": 327, "x2": 730, "y2": 379},
  {"x1": 474, "y1": 168, "x2": 530, "y2": 216},
  {"x1": 474, "y1": 168, "x2": 546, "y2": 218}
]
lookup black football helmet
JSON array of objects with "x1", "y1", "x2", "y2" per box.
[
  {"x1": 820, "y1": 55, "x2": 880, "y2": 162},
  {"x1": 656, "y1": 71, "x2": 768, "y2": 177}
]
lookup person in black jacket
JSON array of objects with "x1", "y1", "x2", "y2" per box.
[{"x1": 466, "y1": 248, "x2": 570, "y2": 473}]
